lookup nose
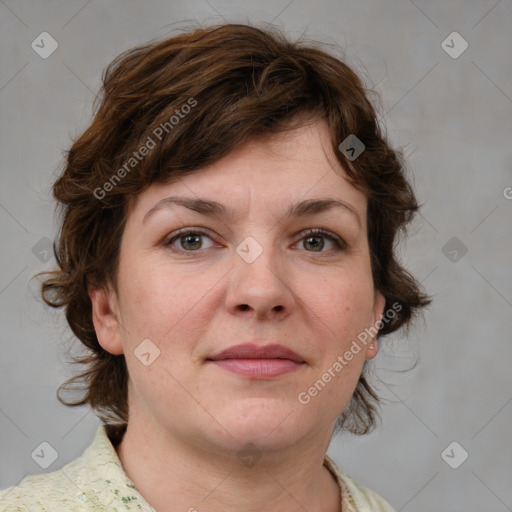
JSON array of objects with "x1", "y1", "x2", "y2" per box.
[{"x1": 225, "y1": 240, "x2": 295, "y2": 321}]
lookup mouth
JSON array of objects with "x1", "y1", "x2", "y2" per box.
[{"x1": 206, "y1": 343, "x2": 305, "y2": 378}]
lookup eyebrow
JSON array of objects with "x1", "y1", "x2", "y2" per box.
[{"x1": 142, "y1": 195, "x2": 362, "y2": 227}]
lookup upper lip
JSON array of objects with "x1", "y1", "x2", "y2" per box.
[{"x1": 207, "y1": 343, "x2": 304, "y2": 363}]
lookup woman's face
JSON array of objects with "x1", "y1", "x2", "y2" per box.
[{"x1": 92, "y1": 120, "x2": 385, "y2": 454}]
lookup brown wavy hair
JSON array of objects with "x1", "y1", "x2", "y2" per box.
[{"x1": 37, "y1": 23, "x2": 430, "y2": 439}]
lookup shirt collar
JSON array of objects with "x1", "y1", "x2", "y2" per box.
[{"x1": 80, "y1": 425, "x2": 156, "y2": 511}]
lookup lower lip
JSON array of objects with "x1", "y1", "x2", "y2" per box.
[{"x1": 209, "y1": 359, "x2": 303, "y2": 378}]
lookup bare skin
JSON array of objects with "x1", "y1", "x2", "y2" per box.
[{"x1": 90, "y1": 120, "x2": 385, "y2": 512}]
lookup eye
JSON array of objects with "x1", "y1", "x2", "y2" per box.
[
  {"x1": 296, "y1": 228, "x2": 345, "y2": 252},
  {"x1": 166, "y1": 229, "x2": 216, "y2": 252},
  {"x1": 164, "y1": 227, "x2": 345, "y2": 255}
]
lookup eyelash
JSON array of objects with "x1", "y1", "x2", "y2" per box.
[{"x1": 164, "y1": 227, "x2": 346, "y2": 255}]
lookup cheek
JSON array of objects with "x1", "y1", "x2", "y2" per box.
[
  {"x1": 117, "y1": 263, "x2": 180, "y2": 337},
  {"x1": 118, "y1": 260, "x2": 217, "y2": 345},
  {"x1": 306, "y1": 269, "x2": 374, "y2": 341}
]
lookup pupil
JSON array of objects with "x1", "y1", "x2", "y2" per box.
[
  {"x1": 183, "y1": 234, "x2": 201, "y2": 249},
  {"x1": 306, "y1": 236, "x2": 323, "y2": 251}
]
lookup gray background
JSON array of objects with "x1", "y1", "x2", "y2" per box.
[{"x1": 1, "y1": 1, "x2": 511, "y2": 510}]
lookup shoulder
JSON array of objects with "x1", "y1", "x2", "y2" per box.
[
  {"x1": 0, "y1": 455, "x2": 94, "y2": 512},
  {"x1": 0, "y1": 425, "x2": 132, "y2": 512},
  {"x1": 324, "y1": 454, "x2": 396, "y2": 512}
]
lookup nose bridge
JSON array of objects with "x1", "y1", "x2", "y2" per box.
[{"x1": 226, "y1": 232, "x2": 293, "y2": 317}]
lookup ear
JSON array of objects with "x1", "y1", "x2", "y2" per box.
[
  {"x1": 364, "y1": 291, "x2": 386, "y2": 360},
  {"x1": 89, "y1": 283, "x2": 124, "y2": 355}
]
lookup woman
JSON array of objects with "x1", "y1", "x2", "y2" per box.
[{"x1": 0, "y1": 23, "x2": 430, "y2": 511}]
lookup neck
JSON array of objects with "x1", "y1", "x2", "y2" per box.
[{"x1": 114, "y1": 416, "x2": 341, "y2": 512}]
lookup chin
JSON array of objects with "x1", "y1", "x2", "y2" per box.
[{"x1": 210, "y1": 399, "x2": 309, "y2": 450}]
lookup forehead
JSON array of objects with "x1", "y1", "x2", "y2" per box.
[{"x1": 127, "y1": 120, "x2": 367, "y2": 225}]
